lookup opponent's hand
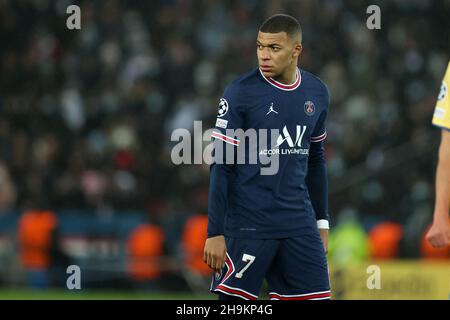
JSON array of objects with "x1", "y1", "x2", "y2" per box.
[
  {"x1": 203, "y1": 235, "x2": 227, "y2": 272},
  {"x1": 426, "y1": 217, "x2": 450, "y2": 248},
  {"x1": 319, "y1": 229, "x2": 328, "y2": 254}
]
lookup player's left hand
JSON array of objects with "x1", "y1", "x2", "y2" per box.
[
  {"x1": 319, "y1": 229, "x2": 328, "y2": 254},
  {"x1": 203, "y1": 235, "x2": 227, "y2": 272}
]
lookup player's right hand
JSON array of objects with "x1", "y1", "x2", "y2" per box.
[
  {"x1": 426, "y1": 217, "x2": 450, "y2": 248},
  {"x1": 203, "y1": 235, "x2": 227, "y2": 272}
]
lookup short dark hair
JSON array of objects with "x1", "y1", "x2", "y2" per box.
[{"x1": 259, "y1": 14, "x2": 302, "y2": 42}]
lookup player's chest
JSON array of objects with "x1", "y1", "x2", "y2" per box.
[{"x1": 245, "y1": 93, "x2": 321, "y2": 130}]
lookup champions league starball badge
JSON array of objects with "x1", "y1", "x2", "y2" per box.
[{"x1": 217, "y1": 98, "x2": 229, "y2": 117}]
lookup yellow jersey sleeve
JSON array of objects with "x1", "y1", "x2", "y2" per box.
[{"x1": 432, "y1": 61, "x2": 450, "y2": 130}]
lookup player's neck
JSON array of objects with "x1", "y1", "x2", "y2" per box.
[{"x1": 272, "y1": 65, "x2": 298, "y2": 85}]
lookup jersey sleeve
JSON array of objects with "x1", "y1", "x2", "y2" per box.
[
  {"x1": 306, "y1": 85, "x2": 330, "y2": 228},
  {"x1": 310, "y1": 88, "x2": 329, "y2": 143},
  {"x1": 207, "y1": 83, "x2": 244, "y2": 238},
  {"x1": 211, "y1": 84, "x2": 244, "y2": 147},
  {"x1": 432, "y1": 61, "x2": 450, "y2": 131}
]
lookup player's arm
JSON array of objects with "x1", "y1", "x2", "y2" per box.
[
  {"x1": 204, "y1": 161, "x2": 230, "y2": 272},
  {"x1": 306, "y1": 138, "x2": 329, "y2": 252},
  {"x1": 427, "y1": 62, "x2": 450, "y2": 248},
  {"x1": 426, "y1": 130, "x2": 450, "y2": 247},
  {"x1": 204, "y1": 85, "x2": 243, "y2": 272},
  {"x1": 306, "y1": 89, "x2": 330, "y2": 253}
]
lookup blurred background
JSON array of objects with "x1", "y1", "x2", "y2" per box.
[{"x1": 0, "y1": 0, "x2": 449, "y2": 299}]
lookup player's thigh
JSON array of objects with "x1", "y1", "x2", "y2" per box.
[
  {"x1": 211, "y1": 237, "x2": 279, "y2": 300},
  {"x1": 266, "y1": 233, "x2": 331, "y2": 300}
]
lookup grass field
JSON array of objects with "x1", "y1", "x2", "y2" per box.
[{"x1": 0, "y1": 289, "x2": 213, "y2": 300}]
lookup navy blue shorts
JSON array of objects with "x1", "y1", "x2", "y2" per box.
[{"x1": 210, "y1": 233, "x2": 331, "y2": 300}]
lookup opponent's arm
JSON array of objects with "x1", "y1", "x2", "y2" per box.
[{"x1": 427, "y1": 130, "x2": 450, "y2": 248}]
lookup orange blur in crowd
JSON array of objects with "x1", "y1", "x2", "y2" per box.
[
  {"x1": 18, "y1": 210, "x2": 57, "y2": 269},
  {"x1": 369, "y1": 222, "x2": 404, "y2": 260},
  {"x1": 369, "y1": 221, "x2": 449, "y2": 260},
  {"x1": 127, "y1": 224, "x2": 164, "y2": 280},
  {"x1": 182, "y1": 214, "x2": 212, "y2": 276}
]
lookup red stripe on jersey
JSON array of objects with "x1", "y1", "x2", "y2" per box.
[
  {"x1": 260, "y1": 68, "x2": 301, "y2": 91},
  {"x1": 211, "y1": 131, "x2": 240, "y2": 146},
  {"x1": 311, "y1": 132, "x2": 327, "y2": 142},
  {"x1": 269, "y1": 291, "x2": 331, "y2": 300},
  {"x1": 216, "y1": 285, "x2": 258, "y2": 300},
  {"x1": 220, "y1": 255, "x2": 235, "y2": 285}
]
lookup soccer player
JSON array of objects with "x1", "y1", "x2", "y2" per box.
[
  {"x1": 203, "y1": 14, "x2": 331, "y2": 300},
  {"x1": 428, "y1": 61, "x2": 450, "y2": 248}
]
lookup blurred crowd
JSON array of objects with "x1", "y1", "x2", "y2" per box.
[{"x1": 0, "y1": 0, "x2": 449, "y2": 260}]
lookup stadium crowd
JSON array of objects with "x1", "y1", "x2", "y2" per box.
[{"x1": 0, "y1": 0, "x2": 449, "y2": 286}]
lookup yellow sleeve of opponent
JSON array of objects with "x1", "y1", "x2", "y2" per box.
[{"x1": 432, "y1": 61, "x2": 450, "y2": 130}]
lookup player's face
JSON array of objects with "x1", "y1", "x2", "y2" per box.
[{"x1": 257, "y1": 31, "x2": 302, "y2": 79}]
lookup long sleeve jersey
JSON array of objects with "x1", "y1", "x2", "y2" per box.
[{"x1": 208, "y1": 67, "x2": 330, "y2": 239}]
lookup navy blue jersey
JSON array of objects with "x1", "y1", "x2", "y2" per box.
[{"x1": 208, "y1": 67, "x2": 330, "y2": 239}]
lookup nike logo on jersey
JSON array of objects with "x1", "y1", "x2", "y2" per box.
[{"x1": 266, "y1": 103, "x2": 278, "y2": 115}]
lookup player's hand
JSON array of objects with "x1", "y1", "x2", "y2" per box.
[
  {"x1": 319, "y1": 229, "x2": 328, "y2": 254},
  {"x1": 426, "y1": 217, "x2": 450, "y2": 248},
  {"x1": 203, "y1": 235, "x2": 227, "y2": 272}
]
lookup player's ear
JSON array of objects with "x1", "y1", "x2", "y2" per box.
[{"x1": 292, "y1": 42, "x2": 302, "y2": 58}]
